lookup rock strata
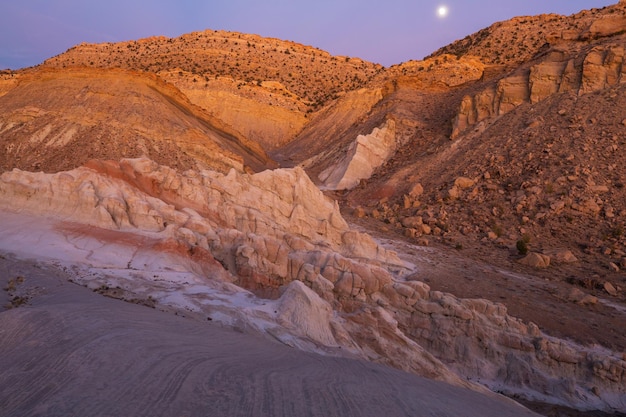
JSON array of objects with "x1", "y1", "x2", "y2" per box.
[
  {"x1": 452, "y1": 44, "x2": 626, "y2": 138},
  {"x1": 1, "y1": 158, "x2": 625, "y2": 412},
  {"x1": 319, "y1": 119, "x2": 397, "y2": 190}
]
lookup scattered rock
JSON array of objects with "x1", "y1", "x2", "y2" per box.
[
  {"x1": 567, "y1": 288, "x2": 598, "y2": 305},
  {"x1": 454, "y1": 177, "x2": 475, "y2": 189},
  {"x1": 590, "y1": 185, "x2": 609, "y2": 193},
  {"x1": 416, "y1": 238, "x2": 429, "y2": 247},
  {"x1": 604, "y1": 282, "x2": 618, "y2": 296},
  {"x1": 580, "y1": 294, "x2": 599, "y2": 306},
  {"x1": 354, "y1": 206, "x2": 366, "y2": 218},
  {"x1": 409, "y1": 183, "x2": 424, "y2": 198},
  {"x1": 447, "y1": 186, "x2": 461, "y2": 200},
  {"x1": 546, "y1": 249, "x2": 578, "y2": 264},
  {"x1": 401, "y1": 216, "x2": 423, "y2": 229},
  {"x1": 518, "y1": 252, "x2": 551, "y2": 268}
]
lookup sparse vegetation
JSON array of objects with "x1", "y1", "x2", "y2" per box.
[
  {"x1": 516, "y1": 235, "x2": 531, "y2": 255},
  {"x1": 41, "y1": 30, "x2": 383, "y2": 112}
]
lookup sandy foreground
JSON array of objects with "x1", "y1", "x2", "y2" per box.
[{"x1": 0, "y1": 211, "x2": 539, "y2": 417}]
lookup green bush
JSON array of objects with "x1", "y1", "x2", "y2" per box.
[{"x1": 516, "y1": 234, "x2": 531, "y2": 255}]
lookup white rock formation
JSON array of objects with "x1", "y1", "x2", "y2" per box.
[
  {"x1": 1, "y1": 158, "x2": 625, "y2": 412},
  {"x1": 319, "y1": 119, "x2": 396, "y2": 190}
]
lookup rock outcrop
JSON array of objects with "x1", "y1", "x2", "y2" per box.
[
  {"x1": 452, "y1": 43, "x2": 626, "y2": 138},
  {"x1": 272, "y1": 87, "x2": 385, "y2": 168},
  {"x1": 582, "y1": 13, "x2": 626, "y2": 40},
  {"x1": 173, "y1": 75, "x2": 309, "y2": 150},
  {"x1": 319, "y1": 119, "x2": 397, "y2": 190},
  {"x1": 1, "y1": 158, "x2": 625, "y2": 412},
  {"x1": 0, "y1": 158, "x2": 402, "y2": 296}
]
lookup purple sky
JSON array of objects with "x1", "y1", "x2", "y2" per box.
[{"x1": 0, "y1": 1, "x2": 617, "y2": 70}]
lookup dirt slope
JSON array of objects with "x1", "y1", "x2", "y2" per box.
[
  {"x1": 0, "y1": 67, "x2": 272, "y2": 173},
  {"x1": 40, "y1": 30, "x2": 384, "y2": 150}
]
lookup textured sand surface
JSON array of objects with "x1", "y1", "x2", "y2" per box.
[{"x1": 0, "y1": 254, "x2": 538, "y2": 417}]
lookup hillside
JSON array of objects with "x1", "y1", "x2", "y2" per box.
[
  {"x1": 428, "y1": 2, "x2": 626, "y2": 66},
  {"x1": 0, "y1": 67, "x2": 272, "y2": 173},
  {"x1": 334, "y1": 1, "x2": 626, "y2": 292},
  {"x1": 41, "y1": 30, "x2": 384, "y2": 150},
  {"x1": 1, "y1": 2, "x2": 626, "y2": 416}
]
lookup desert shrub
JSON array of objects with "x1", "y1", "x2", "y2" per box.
[{"x1": 516, "y1": 234, "x2": 531, "y2": 255}]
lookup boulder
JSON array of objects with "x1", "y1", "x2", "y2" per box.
[
  {"x1": 276, "y1": 280, "x2": 338, "y2": 347},
  {"x1": 545, "y1": 249, "x2": 578, "y2": 264},
  {"x1": 409, "y1": 182, "x2": 424, "y2": 198},
  {"x1": 518, "y1": 252, "x2": 551, "y2": 268},
  {"x1": 454, "y1": 177, "x2": 475, "y2": 189},
  {"x1": 604, "y1": 282, "x2": 618, "y2": 296},
  {"x1": 448, "y1": 186, "x2": 461, "y2": 200},
  {"x1": 401, "y1": 216, "x2": 423, "y2": 229}
]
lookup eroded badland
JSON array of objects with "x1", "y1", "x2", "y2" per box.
[{"x1": 1, "y1": 3, "x2": 626, "y2": 416}]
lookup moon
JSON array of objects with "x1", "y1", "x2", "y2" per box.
[{"x1": 437, "y1": 5, "x2": 449, "y2": 18}]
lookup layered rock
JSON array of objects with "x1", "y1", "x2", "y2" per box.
[
  {"x1": 273, "y1": 87, "x2": 385, "y2": 167},
  {"x1": 582, "y1": 13, "x2": 626, "y2": 40},
  {"x1": 452, "y1": 44, "x2": 626, "y2": 138},
  {"x1": 393, "y1": 288, "x2": 626, "y2": 411},
  {"x1": 1, "y1": 158, "x2": 624, "y2": 411},
  {"x1": 0, "y1": 67, "x2": 272, "y2": 173},
  {"x1": 0, "y1": 158, "x2": 402, "y2": 294},
  {"x1": 319, "y1": 119, "x2": 397, "y2": 190},
  {"x1": 171, "y1": 74, "x2": 308, "y2": 150}
]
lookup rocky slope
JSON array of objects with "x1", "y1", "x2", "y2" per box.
[
  {"x1": 1, "y1": 2, "x2": 626, "y2": 415},
  {"x1": 322, "y1": 1, "x2": 626, "y2": 301},
  {"x1": 273, "y1": 53, "x2": 485, "y2": 185},
  {"x1": 429, "y1": 1, "x2": 626, "y2": 67}
]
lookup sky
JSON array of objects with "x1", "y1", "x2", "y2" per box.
[{"x1": 0, "y1": 1, "x2": 617, "y2": 70}]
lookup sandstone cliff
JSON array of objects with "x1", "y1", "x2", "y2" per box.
[{"x1": 452, "y1": 41, "x2": 626, "y2": 138}]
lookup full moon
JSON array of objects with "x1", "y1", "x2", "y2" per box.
[{"x1": 437, "y1": 5, "x2": 449, "y2": 18}]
